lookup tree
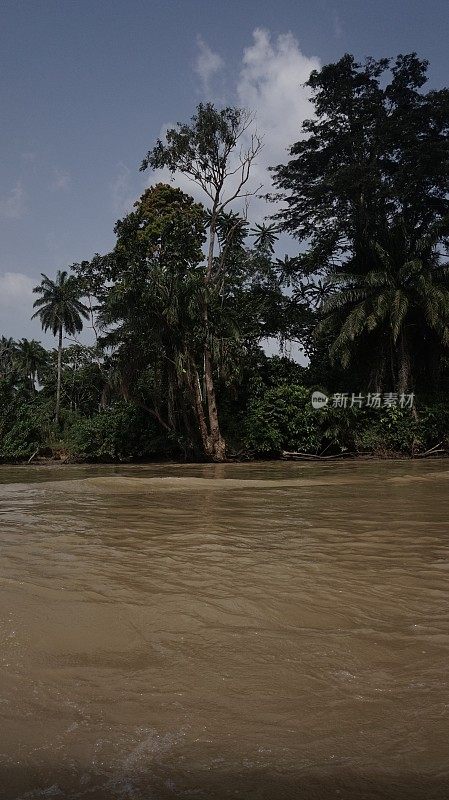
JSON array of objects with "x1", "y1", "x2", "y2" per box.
[
  {"x1": 321, "y1": 221, "x2": 449, "y2": 391},
  {"x1": 32, "y1": 270, "x2": 89, "y2": 423},
  {"x1": 0, "y1": 337, "x2": 16, "y2": 379},
  {"x1": 140, "y1": 103, "x2": 263, "y2": 461},
  {"x1": 94, "y1": 183, "x2": 208, "y2": 452},
  {"x1": 272, "y1": 53, "x2": 449, "y2": 391},
  {"x1": 14, "y1": 339, "x2": 49, "y2": 391},
  {"x1": 75, "y1": 181, "x2": 287, "y2": 459}
]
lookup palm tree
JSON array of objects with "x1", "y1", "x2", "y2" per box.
[
  {"x1": 297, "y1": 278, "x2": 332, "y2": 310},
  {"x1": 0, "y1": 336, "x2": 16, "y2": 378},
  {"x1": 14, "y1": 339, "x2": 49, "y2": 391},
  {"x1": 250, "y1": 222, "x2": 279, "y2": 254},
  {"x1": 320, "y1": 220, "x2": 449, "y2": 392},
  {"x1": 32, "y1": 270, "x2": 89, "y2": 423}
]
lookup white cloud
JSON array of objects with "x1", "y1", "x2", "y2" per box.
[
  {"x1": 49, "y1": 168, "x2": 71, "y2": 192},
  {"x1": 333, "y1": 11, "x2": 343, "y2": 39},
  {"x1": 139, "y1": 25, "x2": 320, "y2": 262},
  {"x1": 0, "y1": 271, "x2": 60, "y2": 343},
  {"x1": 0, "y1": 181, "x2": 27, "y2": 219},
  {"x1": 194, "y1": 36, "x2": 224, "y2": 96},
  {"x1": 110, "y1": 162, "x2": 137, "y2": 214},
  {"x1": 236, "y1": 28, "x2": 320, "y2": 220},
  {"x1": 0, "y1": 271, "x2": 35, "y2": 307}
]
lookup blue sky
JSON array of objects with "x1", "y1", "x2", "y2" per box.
[{"x1": 2, "y1": 0, "x2": 449, "y2": 344}]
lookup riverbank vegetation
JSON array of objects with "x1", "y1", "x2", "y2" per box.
[{"x1": 2, "y1": 53, "x2": 449, "y2": 463}]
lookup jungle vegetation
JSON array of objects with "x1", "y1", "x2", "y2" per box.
[{"x1": 2, "y1": 53, "x2": 449, "y2": 462}]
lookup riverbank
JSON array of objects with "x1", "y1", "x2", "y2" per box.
[
  {"x1": 3, "y1": 443, "x2": 449, "y2": 468},
  {"x1": 0, "y1": 451, "x2": 449, "y2": 476},
  {"x1": 2, "y1": 386, "x2": 449, "y2": 465}
]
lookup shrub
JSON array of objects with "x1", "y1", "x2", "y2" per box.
[
  {"x1": 66, "y1": 402, "x2": 178, "y2": 461},
  {"x1": 243, "y1": 384, "x2": 428, "y2": 457},
  {"x1": 354, "y1": 405, "x2": 420, "y2": 454},
  {"x1": 419, "y1": 403, "x2": 449, "y2": 449},
  {"x1": 244, "y1": 384, "x2": 323, "y2": 454},
  {"x1": 0, "y1": 399, "x2": 53, "y2": 461}
]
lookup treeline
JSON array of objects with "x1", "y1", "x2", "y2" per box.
[{"x1": 3, "y1": 52, "x2": 449, "y2": 463}]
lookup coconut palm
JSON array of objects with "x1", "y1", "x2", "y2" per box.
[
  {"x1": 14, "y1": 338, "x2": 49, "y2": 391},
  {"x1": 320, "y1": 219, "x2": 449, "y2": 392},
  {"x1": 0, "y1": 337, "x2": 16, "y2": 378},
  {"x1": 32, "y1": 270, "x2": 89, "y2": 422}
]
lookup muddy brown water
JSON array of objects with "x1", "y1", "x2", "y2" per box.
[{"x1": 0, "y1": 460, "x2": 448, "y2": 799}]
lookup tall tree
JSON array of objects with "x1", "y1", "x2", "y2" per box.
[
  {"x1": 14, "y1": 339, "x2": 49, "y2": 391},
  {"x1": 75, "y1": 183, "x2": 286, "y2": 459},
  {"x1": 140, "y1": 103, "x2": 263, "y2": 460},
  {"x1": 93, "y1": 184, "x2": 208, "y2": 451},
  {"x1": 272, "y1": 53, "x2": 449, "y2": 392},
  {"x1": 0, "y1": 337, "x2": 16, "y2": 379},
  {"x1": 32, "y1": 270, "x2": 89, "y2": 423},
  {"x1": 321, "y1": 221, "x2": 449, "y2": 391}
]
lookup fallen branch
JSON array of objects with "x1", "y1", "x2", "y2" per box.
[
  {"x1": 415, "y1": 443, "x2": 446, "y2": 458},
  {"x1": 282, "y1": 451, "x2": 355, "y2": 461},
  {"x1": 27, "y1": 448, "x2": 39, "y2": 463}
]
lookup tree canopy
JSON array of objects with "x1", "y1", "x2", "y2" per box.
[
  {"x1": 3, "y1": 58, "x2": 449, "y2": 464},
  {"x1": 272, "y1": 53, "x2": 449, "y2": 391}
]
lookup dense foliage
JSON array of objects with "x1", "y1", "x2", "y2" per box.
[
  {"x1": 272, "y1": 53, "x2": 449, "y2": 394},
  {"x1": 3, "y1": 53, "x2": 449, "y2": 463}
]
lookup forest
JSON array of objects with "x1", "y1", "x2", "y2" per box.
[{"x1": 2, "y1": 52, "x2": 449, "y2": 463}]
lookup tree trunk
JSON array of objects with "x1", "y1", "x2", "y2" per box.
[
  {"x1": 204, "y1": 344, "x2": 226, "y2": 461},
  {"x1": 191, "y1": 364, "x2": 213, "y2": 458},
  {"x1": 201, "y1": 208, "x2": 226, "y2": 461},
  {"x1": 397, "y1": 330, "x2": 411, "y2": 395},
  {"x1": 55, "y1": 326, "x2": 63, "y2": 425}
]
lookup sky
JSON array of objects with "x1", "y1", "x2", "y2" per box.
[{"x1": 2, "y1": 0, "x2": 449, "y2": 345}]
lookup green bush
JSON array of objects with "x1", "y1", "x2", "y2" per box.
[
  {"x1": 353, "y1": 405, "x2": 420, "y2": 454},
  {"x1": 243, "y1": 384, "x2": 431, "y2": 457},
  {"x1": 419, "y1": 403, "x2": 449, "y2": 448},
  {"x1": 244, "y1": 384, "x2": 323, "y2": 454},
  {"x1": 0, "y1": 399, "x2": 53, "y2": 461},
  {"x1": 66, "y1": 402, "x2": 178, "y2": 462}
]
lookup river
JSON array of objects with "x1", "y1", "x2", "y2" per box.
[{"x1": 0, "y1": 460, "x2": 448, "y2": 799}]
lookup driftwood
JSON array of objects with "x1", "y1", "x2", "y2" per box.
[
  {"x1": 27, "y1": 448, "x2": 39, "y2": 463},
  {"x1": 282, "y1": 451, "x2": 355, "y2": 461},
  {"x1": 414, "y1": 442, "x2": 446, "y2": 458},
  {"x1": 282, "y1": 443, "x2": 448, "y2": 461}
]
